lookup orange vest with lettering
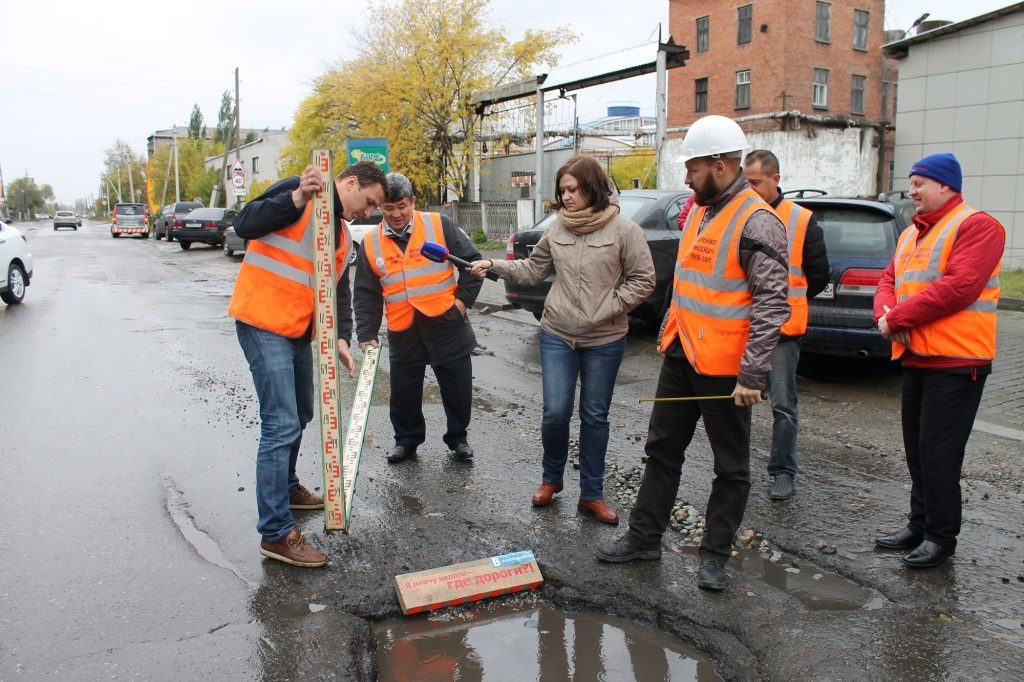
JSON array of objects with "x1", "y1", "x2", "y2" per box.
[
  {"x1": 774, "y1": 199, "x2": 811, "y2": 336},
  {"x1": 228, "y1": 202, "x2": 352, "y2": 338},
  {"x1": 660, "y1": 187, "x2": 771, "y2": 376},
  {"x1": 361, "y1": 211, "x2": 458, "y2": 332},
  {"x1": 891, "y1": 202, "x2": 1001, "y2": 361}
]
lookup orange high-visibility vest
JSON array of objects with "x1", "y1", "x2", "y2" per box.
[
  {"x1": 891, "y1": 202, "x2": 1001, "y2": 361},
  {"x1": 774, "y1": 199, "x2": 811, "y2": 336},
  {"x1": 362, "y1": 211, "x2": 457, "y2": 332},
  {"x1": 660, "y1": 187, "x2": 773, "y2": 376},
  {"x1": 228, "y1": 202, "x2": 352, "y2": 338}
]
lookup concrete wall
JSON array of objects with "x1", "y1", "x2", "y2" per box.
[
  {"x1": 472, "y1": 149, "x2": 575, "y2": 203},
  {"x1": 892, "y1": 11, "x2": 1024, "y2": 267},
  {"x1": 659, "y1": 126, "x2": 881, "y2": 196}
]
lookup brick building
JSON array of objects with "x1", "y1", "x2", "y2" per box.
[{"x1": 660, "y1": 0, "x2": 898, "y2": 194}]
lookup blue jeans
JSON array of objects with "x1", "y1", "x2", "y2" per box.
[
  {"x1": 539, "y1": 330, "x2": 626, "y2": 500},
  {"x1": 767, "y1": 338, "x2": 800, "y2": 478},
  {"x1": 236, "y1": 321, "x2": 314, "y2": 542}
]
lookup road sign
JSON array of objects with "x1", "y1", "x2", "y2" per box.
[
  {"x1": 231, "y1": 160, "x2": 245, "y2": 174},
  {"x1": 231, "y1": 175, "x2": 245, "y2": 188},
  {"x1": 231, "y1": 187, "x2": 246, "y2": 196}
]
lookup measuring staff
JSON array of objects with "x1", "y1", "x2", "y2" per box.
[{"x1": 229, "y1": 160, "x2": 386, "y2": 568}]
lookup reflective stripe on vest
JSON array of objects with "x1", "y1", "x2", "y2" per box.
[
  {"x1": 227, "y1": 201, "x2": 351, "y2": 338},
  {"x1": 362, "y1": 211, "x2": 458, "y2": 331},
  {"x1": 661, "y1": 187, "x2": 770, "y2": 376},
  {"x1": 775, "y1": 199, "x2": 811, "y2": 336},
  {"x1": 891, "y1": 202, "x2": 1001, "y2": 361}
]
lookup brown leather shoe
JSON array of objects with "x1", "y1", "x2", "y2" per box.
[
  {"x1": 577, "y1": 499, "x2": 619, "y2": 525},
  {"x1": 531, "y1": 481, "x2": 564, "y2": 507},
  {"x1": 259, "y1": 528, "x2": 327, "y2": 568},
  {"x1": 289, "y1": 483, "x2": 323, "y2": 509}
]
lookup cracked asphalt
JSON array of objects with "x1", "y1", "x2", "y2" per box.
[{"x1": 1, "y1": 221, "x2": 1021, "y2": 680}]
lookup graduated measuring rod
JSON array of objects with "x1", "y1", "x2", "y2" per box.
[
  {"x1": 340, "y1": 344, "x2": 380, "y2": 528},
  {"x1": 311, "y1": 150, "x2": 346, "y2": 531}
]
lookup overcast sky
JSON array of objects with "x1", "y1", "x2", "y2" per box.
[{"x1": 0, "y1": 0, "x2": 1014, "y2": 203}]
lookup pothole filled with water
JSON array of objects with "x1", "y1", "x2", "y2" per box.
[{"x1": 374, "y1": 602, "x2": 722, "y2": 681}]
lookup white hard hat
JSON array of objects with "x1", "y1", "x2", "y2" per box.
[{"x1": 677, "y1": 115, "x2": 750, "y2": 163}]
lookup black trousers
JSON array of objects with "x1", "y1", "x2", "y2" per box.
[
  {"x1": 389, "y1": 352, "x2": 473, "y2": 450},
  {"x1": 901, "y1": 367, "x2": 986, "y2": 548},
  {"x1": 628, "y1": 354, "x2": 752, "y2": 563}
]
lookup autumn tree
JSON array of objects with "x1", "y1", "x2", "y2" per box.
[
  {"x1": 6, "y1": 177, "x2": 54, "y2": 219},
  {"x1": 214, "y1": 91, "x2": 234, "y2": 144},
  {"x1": 609, "y1": 152, "x2": 656, "y2": 190},
  {"x1": 188, "y1": 104, "x2": 205, "y2": 139},
  {"x1": 99, "y1": 140, "x2": 146, "y2": 208},
  {"x1": 282, "y1": 0, "x2": 571, "y2": 203}
]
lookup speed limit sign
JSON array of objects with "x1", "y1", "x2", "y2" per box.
[{"x1": 231, "y1": 175, "x2": 245, "y2": 188}]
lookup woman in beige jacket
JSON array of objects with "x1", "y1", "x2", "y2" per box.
[{"x1": 470, "y1": 155, "x2": 655, "y2": 524}]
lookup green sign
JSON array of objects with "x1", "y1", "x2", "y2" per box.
[{"x1": 346, "y1": 138, "x2": 389, "y2": 173}]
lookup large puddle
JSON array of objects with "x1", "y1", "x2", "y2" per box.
[{"x1": 374, "y1": 602, "x2": 722, "y2": 681}]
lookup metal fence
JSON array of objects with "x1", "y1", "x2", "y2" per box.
[{"x1": 451, "y1": 201, "x2": 520, "y2": 240}]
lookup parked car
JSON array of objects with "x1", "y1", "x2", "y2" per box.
[
  {"x1": 110, "y1": 203, "x2": 149, "y2": 238},
  {"x1": 0, "y1": 220, "x2": 34, "y2": 305},
  {"x1": 788, "y1": 191, "x2": 915, "y2": 358},
  {"x1": 222, "y1": 225, "x2": 247, "y2": 257},
  {"x1": 153, "y1": 201, "x2": 204, "y2": 241},
  {"x1": 172, "y1": 207, "x2": 238, "y2": 250},
  {"x1": 53, "y1": 210, "x2": 80, "y2": 231},
  {"x1": 502, "y1": 190, "x2": 691, "y2": 322}
]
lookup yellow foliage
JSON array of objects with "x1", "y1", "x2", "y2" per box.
[
  {"x1": 283, "y1": 0, "x2": 572, "y2": 202},
  {"x1": 609, "y1": 152, "x2": 657, "y2": 190}
]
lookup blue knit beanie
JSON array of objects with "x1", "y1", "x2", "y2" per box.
[{"x1": 909, "y1": 153, "x2": 962, "y2": 192}]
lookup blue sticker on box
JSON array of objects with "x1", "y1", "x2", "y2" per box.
[{"x1": 490, "y1": 550, "x2": 536, "y2": 567}]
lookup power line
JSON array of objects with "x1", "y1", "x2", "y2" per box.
[
  {"x1": 0, "y1": 87, "x2": 221, "y2": 104},
  {"x1": 0, "y1": 42, "x2": 228, "y2": 73},
  {"x1": 0, "y1": 67, "x2": 225, "y2": 92}
]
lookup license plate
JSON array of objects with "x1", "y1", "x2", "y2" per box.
[
  {"x1": 186, "y1": 222, "x2": 201, "y2": 229},
  {"x1": 816, "y1": 282, "x2": 835, "y2": 300}
]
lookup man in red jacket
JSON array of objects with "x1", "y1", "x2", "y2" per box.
[{"x1": 873, "y1": 152, "x2": 1004, "y2": 569}]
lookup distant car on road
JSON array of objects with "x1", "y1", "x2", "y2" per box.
[
  {"x1": 0, "y1": 220, "x2": 34, "y2": 305},
  {"x1": 53, "y1": 211, "x2": 81, "y2": 231},
  {"x1": 153, "y1": 201, "x2": 204, "y2": 241},
  {"x1": 503, "y1": 190, "x2": 691, "y2": 323},
  {"x1": 222, "y1": 225, "x2": 246, "y2": 257},
  {"x1": 173, "y1": 207, "x2": 238, "y2": 250},
  {"x1": 787, "y1": 191, "x2": 915, "y2": 358},
  {"x1": 110, "y1": 203, "x2": 149, "y2": 238}
]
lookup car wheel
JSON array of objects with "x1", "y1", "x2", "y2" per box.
[
  {"x1": 1, "y1": 262, "x2": 27, "y2": 304},
  {"x1": 179, "y1": 240, "x2": 191, "y2": 250},
  {"x1": 73, "y1": 226, "x2": 78, "y2": 231},
  {"x1": 111, "y1": 232, "x2": 119, "y2": 238},
  {"x1": 167, "y1": 230, "x2": 174, "y2": 242},
  {"x1": 224, "y1": 242, "x2": 234, "y2": 257}
]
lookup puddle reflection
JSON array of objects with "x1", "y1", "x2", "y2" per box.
[
  {"x1": 732, "y1": 549, "x2": 885, "y2": 611},
  {"x1": 374, "y1": 603, "x2": 722, "y2": 681}
]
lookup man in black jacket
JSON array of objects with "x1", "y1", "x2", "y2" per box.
[
  {"x1": 744, "y1": 150, "x2": 830, "y2": 500},
  {"x1": 353, "y1": 173, "x2": 483, "y2": 464}
]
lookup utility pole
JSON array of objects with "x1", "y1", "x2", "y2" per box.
[
  {"x1": 116, "y1": 166, "x2": 123, "y2": 203},
  {"x1": 127, "y1": 156, "x2": 135, "y2": 203},
  {"x1": 173, "y1": 128, "x2": 181, "y2": 202},
  {"x1": 160, "y1": 138, "x2": 173, "y2": 207},
  {"x1": 233, "y1": 67, "x2": 241, "y2": 209}
]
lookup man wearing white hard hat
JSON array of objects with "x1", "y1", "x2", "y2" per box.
[{"x1": 597, "y1": 115, "x2": 790, "y2": 591}]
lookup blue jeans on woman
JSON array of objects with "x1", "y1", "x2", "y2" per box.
[
  {"x1": 236, "y1": 321, "x2": 314, "y2": 542},
  {"x1": 539, "y1": 330, "x2": 626, "y2": 500}
]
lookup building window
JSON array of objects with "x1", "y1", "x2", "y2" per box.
[
  {"x1": 815, "y1": 2, "x2": 831, "y2": 43},
  {"x1": 813, "y1": 68, "x2": 829, "y2": 108},
  {"x1": 695, "y1": 77, "x2": 709, "y2": 113},
  {"x1": 880, "y1": 81, "x2": 889, "y2": 119},
  {"x1": 696, "y1": 16, "x2": 709, "y2": 53},
  {"x1": 735, "y1": 70, "x2": 751, "y2": 109},
  {"x1": 738, "y1": 5, "x2": 752, "y2": 45},
  {"x1": 251, "y1": 156, "x2": 260, "y2": 174},
  {"x1": 851, "y1": 75, "x2": 865, "y2": 114},
  {"x1": 853, "y1": 9, "x2": 869, "y2": 50}
]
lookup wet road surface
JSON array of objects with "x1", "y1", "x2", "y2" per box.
[{"x1": 1, "y1": 221, "x2": 1022, "y2": 680}]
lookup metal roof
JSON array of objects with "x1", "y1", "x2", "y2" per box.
[{"x1": 883, "y1": 2, "x2": 1024, "y2": 57}]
